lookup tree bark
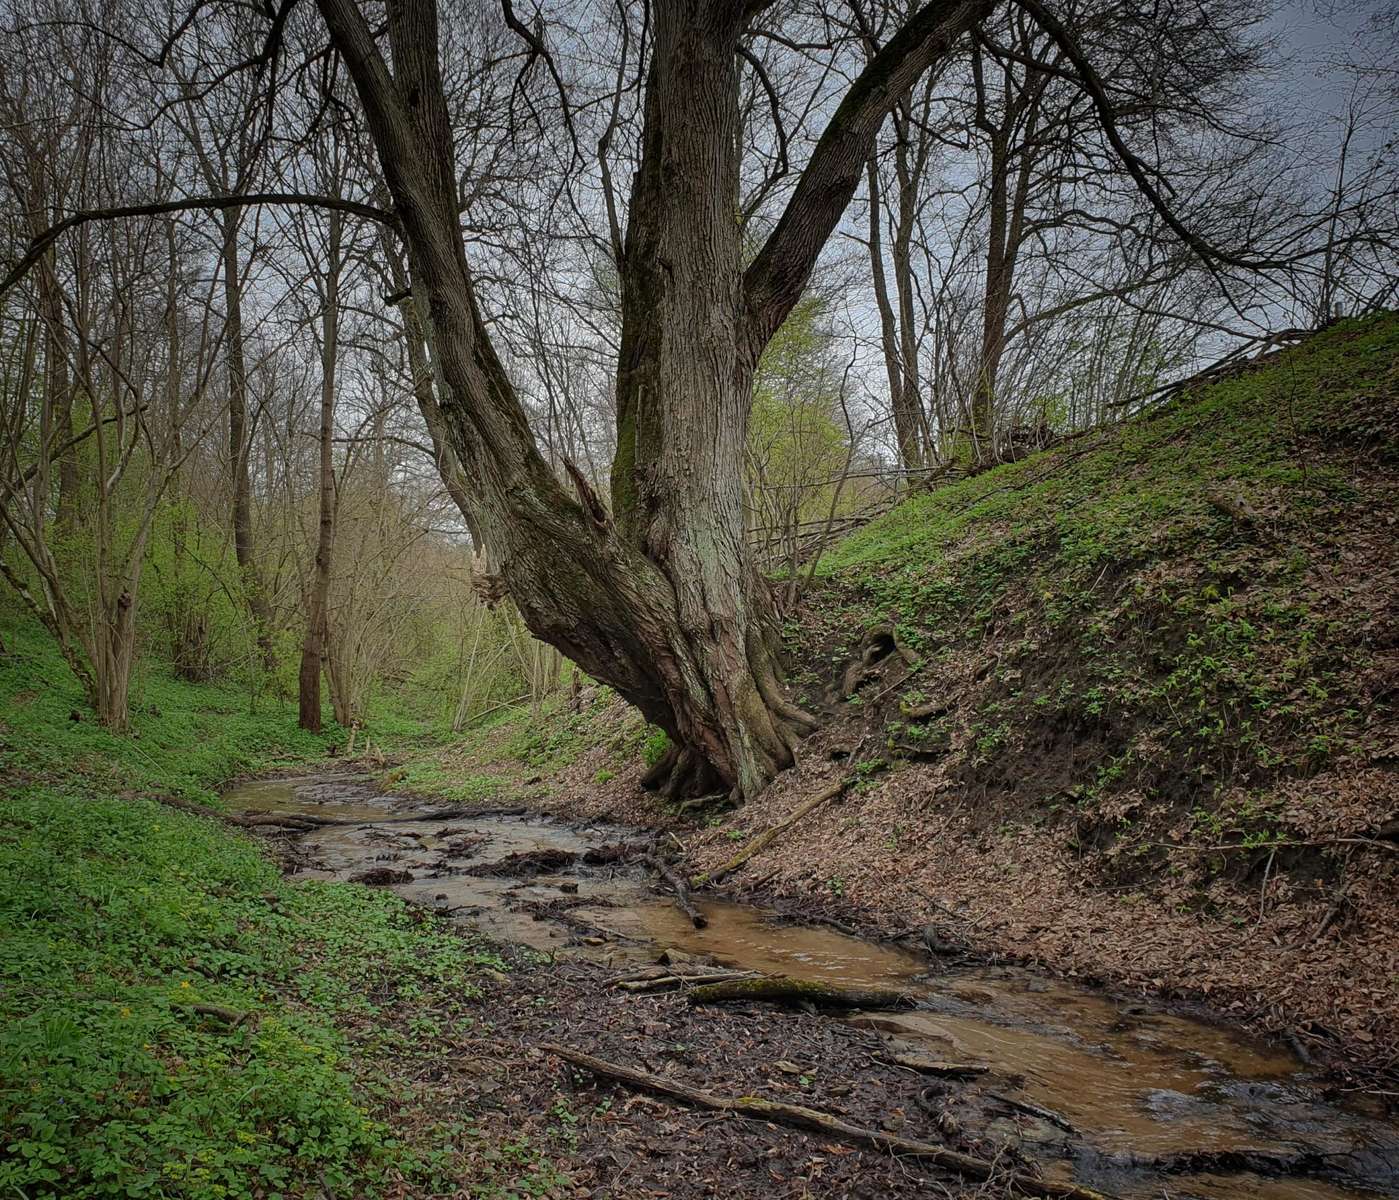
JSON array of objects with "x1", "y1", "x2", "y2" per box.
[
  {"x1": 965, "y1": 36, "x2": 1046, "y2": 466},
  {"x1": 298, "y1": 210, "x2": 342, "y2": 732},
  {"x1": 316, "y1": 0, "x2": 989, "y2": 799},
  {"x1": 220, "y1": 209, "x2": 277, "y2": 673}
]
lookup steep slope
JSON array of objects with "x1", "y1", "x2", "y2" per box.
[
  {"x1": 397, "y1": 315, "x2": 1398, "y2": 1073},
  {"x1": 721, "y1": 312, "x2": 1399, "y2": 1068}
]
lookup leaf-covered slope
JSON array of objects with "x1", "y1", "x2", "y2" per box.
[{"x1": 809, "y1": 313, "x2": 1399, "y2": 847}]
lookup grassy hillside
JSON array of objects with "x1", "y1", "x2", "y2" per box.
[
  {"x1": 0, "y1": 620, "x2": 549, "y2": 1198},
  {"x1": 808, "y1": 313, "x2": 1397, "y2": 860}
]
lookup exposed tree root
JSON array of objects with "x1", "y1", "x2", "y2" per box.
[{"x1": 541, "y1": 1043, "x2": 1114, "y2": 1200}]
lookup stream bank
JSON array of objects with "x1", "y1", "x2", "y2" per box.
[
  {"x1": 227, "y1": 770, "x2": 1399, "y2": 1200},
  {"x1": 386, "y1": 686, "x2": 1399, "y2": 1087}
]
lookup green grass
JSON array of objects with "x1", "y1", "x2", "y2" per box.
[
  {"x1": 0, "y1": 619, "x2": 335, "y2": 806},
  {"x1": 0, "y1": 616, "x2": 525, "y2": 1198},
  {"x1": 812, "y1": 314, "x2": 1399, "y2": 831}
]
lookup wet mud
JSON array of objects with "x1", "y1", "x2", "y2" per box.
[{"x1": 227, "y1": 772, "x2": 1399, "y2": 1200}]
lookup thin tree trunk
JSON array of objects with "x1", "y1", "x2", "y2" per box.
[
  {"x1": 37, "y1": 261, "x2": 77, "y2": 531},
  {"x1": 298, "y1": 210, "x2": 342, "y2": 732},
  {"x1": 221, "y1": 209, "x2": 276, "y2": 672}
]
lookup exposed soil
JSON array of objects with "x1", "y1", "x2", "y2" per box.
[
  {"x1": 402, "y1": 690, "x2": 1399, "y2": 1091},
  {"x1": 228, "y1": 773, "x2": 1399, "y2": 1200}
]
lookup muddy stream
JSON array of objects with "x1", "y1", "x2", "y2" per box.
[{"x1": 227, "y1": 773, "x2": 1398, "y2": 1200}]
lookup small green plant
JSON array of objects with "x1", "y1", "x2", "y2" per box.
[{"x1": 641, "y1": 726, "x2": 672, "y2": 768}]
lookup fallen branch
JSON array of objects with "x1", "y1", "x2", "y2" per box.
[
  {"x1": 691, "y1": 776, "x2": 852, "y2": 888},
  {"x1": 542, "y1": 1044, "x2": 1111, "y2": 1200},
  {"x1": 615, "y1": 970, "x2": 757, "y2": 993},
  {"x1": 188, "y1": 1003, "x2": 255, "y2": 1027},
  {"x1": 641, "y1": 853, "x2": 707, "y2": 928},
  {"x1": 875, "y1": 1052, "x2": 988, "y2": 1077},
  {"x1": 1145, "y1": 837, "x2": 1396, "y2": 856},
  {"x1": 686, "y1": 975, "x2": 911, "y2": 1010},
  {"x1": 988, "y1": 1092, "x2": 1076, "y2": 1133}
]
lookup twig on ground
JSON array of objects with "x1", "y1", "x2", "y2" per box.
[
  {"x1": 541, "y1": 1043, "x2": 1113, "y2": 1200},
  {"x1": 692, "y1": 776, "x2": 853, "y2": 888}
]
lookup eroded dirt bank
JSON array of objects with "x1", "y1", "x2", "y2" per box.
[
  {"x1": 229, "y1": 771, "x2": 1399, "y2": 1200},
  {"x1": 395, "y1": 696, "x2": 1399, "y2": 1091}
]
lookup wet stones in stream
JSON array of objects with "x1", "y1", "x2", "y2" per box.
[{"x1": 225, "y1": 773, "x2": 1399, "y2": 1200}]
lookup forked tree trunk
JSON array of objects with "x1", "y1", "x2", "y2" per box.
[{"x1": 317, "y1": 0, "x2": 989, "y2": 799}]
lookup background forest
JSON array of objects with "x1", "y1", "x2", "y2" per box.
[{"x1": 0, "y1": 0, "x2": 1394, "y2": 745}]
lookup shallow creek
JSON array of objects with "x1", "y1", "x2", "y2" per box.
[{"x1": 227, "y1": 773, "x2": 1398, "y2": 1200}]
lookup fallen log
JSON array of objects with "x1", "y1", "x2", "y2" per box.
[
  {"x1": 188, "y1": 1003, "x2": 255, "y2": 1027},
  {"x1": 686, "y1": 975, "x2": 911, "y2": 1010},
  {"x1": 691, "y1": 776, "x2": 852, "y2": 888},
  {"x1": 641, "y1": 853, "x2": 707, "y2": 928},
  {"x1": 541, "y1": 1043, "x2": 1111, "y2": 1200}
]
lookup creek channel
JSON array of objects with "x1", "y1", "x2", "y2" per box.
[{"x1": 226, "y1": 771, "x2": 1398, "y2": 1200}]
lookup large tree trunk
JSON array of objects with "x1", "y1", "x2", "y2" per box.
[
  {"x1": 317, "y1": 0, "x2": 988, "y2": 799},
  {"x1": 607, "y1": 0, "x2": 829, "y2": 797}
]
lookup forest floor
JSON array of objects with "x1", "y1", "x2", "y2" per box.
[
  {"x1": 0, "y1": 622, "x2": 567, "y2": 1198},
  {"x1": 396, "y1": 314, "x2": 1399, "y2": 1089},
  {"x1": 4, "y1": 316, "x2": 1396, "y2": 1198}
]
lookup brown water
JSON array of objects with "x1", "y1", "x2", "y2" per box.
[{"x1": 226, "y1": 772, "x2": 1399, "y2": 1200}]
